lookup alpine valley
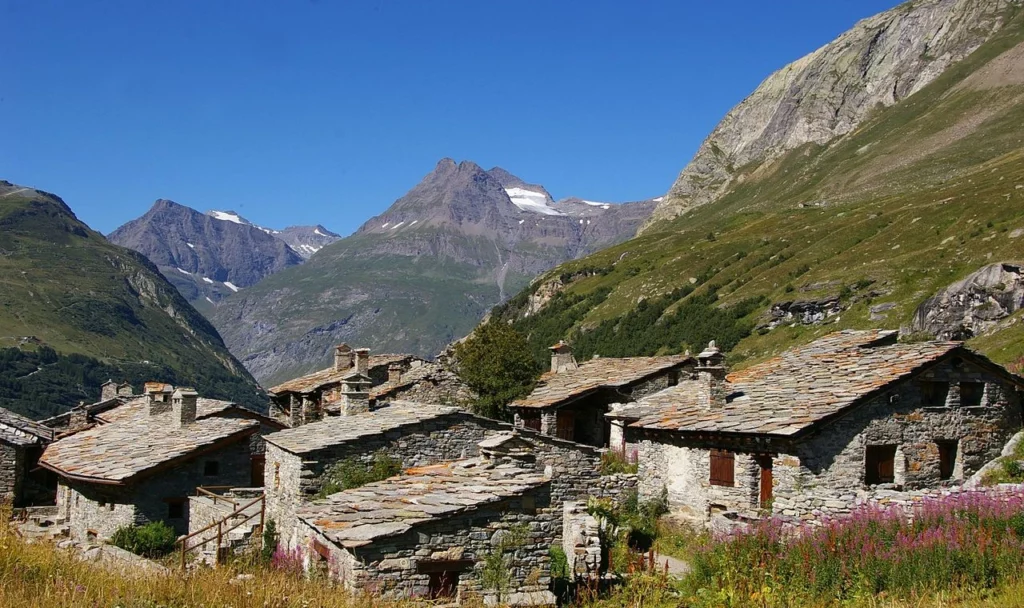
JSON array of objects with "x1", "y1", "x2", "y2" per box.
[
  {"x1": 495, "y1": 0, "x2": 1024, "y2": 372},
  {"x1": 205, "y1": 160, "x2": 659, "y2": 384}
]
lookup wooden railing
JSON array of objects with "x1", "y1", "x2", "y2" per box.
[
  {"x1": 195, "y1": 486, "x2": 239, "y2": 508},
  {"x1": 176, "y1": 493, "x2": 265, "y2": 569}
]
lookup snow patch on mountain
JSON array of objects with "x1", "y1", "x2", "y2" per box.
[
  {"x1": 506, "y1": 187, "x2": 563, "y2": 216},
  {"x1": 208, "y1": 210, "x2": 248, "y2": 225},
  {"x1": 223, "y1": 281, "x2": 240, "y2": 292}
]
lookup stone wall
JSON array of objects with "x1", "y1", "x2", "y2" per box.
[
  {"x1": 295, "y1": 484, "x2": 557, "y2": 605},
  {"x1": 60, "y1": 438, "x2": 254, "y2": 540},
  {"x1": 0, "y1": 441, "x2": 25, "y2": 505},
  {"x1": 634, "y1": 357, "x2": 1024, "y2": 526},
  {"x1": 377, "y1": 371, "x2": 475, "y2": 406}
]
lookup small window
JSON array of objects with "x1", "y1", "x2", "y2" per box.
[
  {"x1": 865, "y1": 445, "x2": 897, "y2": 485},
  {"x1": 710, "y1": 449, "x2": 735, "y2": 486},
  {"x1": 98, "y1": 499, "x2": 106, "y2": 508},
  {"x1": 960, "y1": 382, "x2": 984, "y2": 407},
  {"x1": 920, "y1": 382, "x2": 949, "y2": 407},
  {"x1": 203, "y1": 460, "x2": 220, "y2": 476},
  {"x1": 521, "y1": 415, "x2": 542, "y2": 432},
  {"x1": 167, "y1": 500, "x2": 185, "y2": 519},
  {"x1": 938, "y1": 441, "x2": 958, "y2": 481}
]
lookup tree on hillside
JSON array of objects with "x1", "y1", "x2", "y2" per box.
[{"x1": 453, "y1": 322, "x2": 540, "y2": 420}]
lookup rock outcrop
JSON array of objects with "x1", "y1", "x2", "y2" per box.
[
  {"x1": 911, "y1": 263, "x2": 1024, "y2": 339},
  {"x1": 645, "y1": 0, "x2": 1016, "y2": 229}
]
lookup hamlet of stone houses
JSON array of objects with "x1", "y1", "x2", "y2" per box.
[{"x1": 4, "y1": 330, "x2": 1023, "y2": 605}]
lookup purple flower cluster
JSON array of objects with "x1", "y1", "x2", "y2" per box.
[{"x1": 689, "y1": 488, "x2": 1024, "y2": 600}]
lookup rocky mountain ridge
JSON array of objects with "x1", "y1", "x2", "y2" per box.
[
  {"x1": 0, "y1": 181, "x2": 264, "y2": 417},
  {"x1": 207, "y1": 159, "x2": 659, "y2": 384},
  {"x1": 108, "y1": 201, "x2": 305, "y2": 305},
  {"x1": 496, "y1": 0, "x2": 1024, "y2": 372},
  {"x1": 645, "y1": 0, "x2": 1019, "y2": 229},
  {"x1": 205, "y1": 210, "x2": 340, "y2": 258}
]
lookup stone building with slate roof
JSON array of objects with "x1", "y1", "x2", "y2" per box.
[
  {"x1": 510, "y1": 342, "x2": 694, "y2": 447},
  {"x1": 39, "y1": 387, "x2": 265, "y2": 539},
  {"x1": 268, "y1": 344, "x2": 426, "y2": 427},
  {"x1": 369, "y1": 361, "x2": 475, "y2": 406},
  {"x1": 620, "y1": 330, "x2": 1024, "y2": 527},
  {"x1": 293, "y1": 458, "x2": 555, "y2": 605},
  {"x1": 0, "y1": 406, "x2": 56, "y2": 506}
]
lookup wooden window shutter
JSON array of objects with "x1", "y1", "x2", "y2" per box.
[
  {"x1": 865, "y1": 445, "x2": 896, "y2": 485},
  {"x1": 709, "y1": 449, "x2": 735, "y2": 486},
  {"x1": 556, "y1": 411, "x2": 575, "y2": 441}
]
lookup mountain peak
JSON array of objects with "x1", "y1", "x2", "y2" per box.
[{"x1": 206, "y1": 210, "x2": 252, "y2": 225}]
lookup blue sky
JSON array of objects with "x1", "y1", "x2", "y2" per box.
[{"x1": 2, "y1": 0, "x2": 901, "y2": 235}]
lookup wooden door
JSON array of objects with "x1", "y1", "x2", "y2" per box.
[
  {"x1": 757, "y1": 455, "x2": 773, "y2": 507},
  {"x1": 556, "y1": 411, "x2": 575, "y2": 441},
  {"x1": 250, "y1": 455, "x2": 266, "y2": 487}
]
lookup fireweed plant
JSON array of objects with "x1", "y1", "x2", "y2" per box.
[{"x1": 684, "y1": 489, "x2": 1024, "y2": 605}]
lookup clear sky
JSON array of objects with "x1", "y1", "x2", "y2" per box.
[{"x1": 2, "y1": 0, "x2": 902, "y2": 236}]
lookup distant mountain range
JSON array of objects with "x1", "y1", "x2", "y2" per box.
[
  {"x1": 108, "y1": 202, "x2": 340, "y2": 306},
  {"x1": 205, "y1": 159, "x2": 659, "y2": 384},
  {"x1": 0, "y1": 182, "x2": 264, "y2": 418}
]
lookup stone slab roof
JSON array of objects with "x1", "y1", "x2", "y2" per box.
[
  {"x1": 39, "y1": 416, "x2": 258, "y2": 484},
  {"x1": 269, "y1": 355, "x2": 418, "y2": 395},
  {"x1": 297, "y1": 459, "x2": 547, "y2": 548},
  {"x1": 96, "y1": 396, "x2": 238, "y2": 424},
  {"x1": 0, "y1": 406, "x2": 54, "y2": 444},
  {"x1": 629, "y1": 330, "x2": 972, "y2": 438},
  {"x1": 368, "y1": 362, "x2": 461, "y2": 400},
  {"x1": 512, "y1": 355, "x2": 691, "y2": 409},
  {"x1": 264, "y1": 401, "x2": 461, "y2": 455}
]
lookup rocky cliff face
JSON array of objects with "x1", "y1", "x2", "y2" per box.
[
  {"x1": 108, "y1": 201, "x2": 305, "y2": 304},
  {"x1": 645, "y1": 0, "x2": 1017, "y2": 229},
  {"x1": 275, "y1": 225, "x2": 341, "y2": 258},
  {"x1": 208, "y1": 159, "x2": 658, "y2": 384},
  {"x1": 912, "y1": 263, "x2": 1024, "y2": 340}
]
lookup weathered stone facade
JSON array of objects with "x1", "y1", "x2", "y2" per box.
[
  {"x1": 633, "y1": 355, "x2": 1024, "y2": 526},
  {"x1": 55, "y1": 438, "x2": 253, "y2": 539},
  {"x1": 0, "y1": 441, "x2": 25, "y2": 504},
  {"x1": 295, "y1": 481, "x2": 555, "y2": 604}
]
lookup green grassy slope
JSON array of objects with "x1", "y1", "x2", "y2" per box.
[
  {"x1": 497, "y1": 8, "x2": 1024, "y2": 369},
  {"x1": 0, "y1": 185, "x2": 265, "y2": 417}
]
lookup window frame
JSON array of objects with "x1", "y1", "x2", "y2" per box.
[
  {"x1": 865, "y1": 445, "x2": 897, "y2": 485},
  {"x1": 920, "y1": 381, "x2": 950, "y2": 407},
  {"x1": 959, "y1": 382, "x2": 985, "y2": 407}
]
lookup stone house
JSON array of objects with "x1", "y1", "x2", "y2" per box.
[
  {"x1": 38, "y1": 388, "x2": 264, "y2": 539},
  {"x1": 621, "y1": 330, "x2": 1024, "y2": 527},
  {"x1": 510, "y1": 342, "x2": 694, "y2": 447},
  {"x1": 268, "y1": 344, "x2": 426, "y2": 426},
  {"x1": 0, "y1": 406, "x2": 56, "y2": 506},
  {"x1": 293, "y1": 458, "x2": 554, "y2": 605},
  {"x1": 370, "y1": 361, "x2": 475, "y2": 406}
]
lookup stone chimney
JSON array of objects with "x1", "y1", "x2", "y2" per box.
[
  {"x1": 549, "y1": 341, "x2": 578, "y2": 374},
  {"x1": 172, "y1": 388, "x2": 199, "y2": 426},
  {"x1": 355, "y1": 348, "x2": 371, "y2": 376},
  {"x1": 301, "y1": 394, "x2": 321, "y2": 425},
  {"x1": 70, "y1": 402, "x2": 88, "y2": 428},
  {"x1": 145, "y1": 382, "x2": 173, "y2": 416},
  {"x1": 116, "y1": 382, "x2": 134, "y2": 397},
  {"x1": 340, "y1": 371, "x2": 371, "y2": 416},
  {"x1": 696, "y1": 341, "x2": 728, "y2": 409},
  {"x1": 100, "y1": 380, "x2": 118, "y2": 401},
  {"x1": 388, "y1": 364, "x2": 403, "y2": 385},
  {"x1": 333, "y1": 343, "x2": 354, "y2": 372}
]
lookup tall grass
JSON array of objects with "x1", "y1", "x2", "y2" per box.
[{"x1": 684, "y1": 489, "x2": 1024, "y2": 607}]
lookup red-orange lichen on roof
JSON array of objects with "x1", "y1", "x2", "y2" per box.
[
  {"x1": 627, "y1": 330, "x2": 976, "y2": 437},
  {"x1": 512, "y1": 355, "x2": 691, "y2": 409}
]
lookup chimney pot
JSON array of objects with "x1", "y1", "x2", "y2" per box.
[
  {"x1": 549, "y1": 341, "x2": 578, "y2": 374},
  {"x1": 696, "y1": 341, "x2": 728, "y2": 409},
  {"x1": 100, "y1": 380, "x2": 117, "y2": 401},
  {"x1": 340, "y1": 371, "x2": 371, "y2": 415},
  {"x1": 146, "y1": 382, "x2": 173, "y2": 416},
  {"x1": 172, "y1": 388, "x2": 198, "y2": 426},
  {"x1": 354, "y1": 348, "x2": 371, "y2": 376},
  {"x1": 334, "y1": 343, "x2": 354, "y2": 372},
  {"x1": 388, "y1": 363, "x2": 403, "y2": 385}
]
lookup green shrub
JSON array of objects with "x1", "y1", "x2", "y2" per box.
[
  {"x1": 110, "y1": 521, "x2": 177, "y2": 558},
  {"x1": 260, "y1": 519, "x2": 278, "y2": 564},
  {"x1": 452, "y1": 322, "x2": 540, "y2": 420},
  {"x1": 548, "y1": 545, "x2": 569, "y2": 580},
  {"x1": 600, "y1": 449, "x2": 639, "y2": 475},
  {"x1": 317, "y1": 450, "x2": 402, "y2": 497}
]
